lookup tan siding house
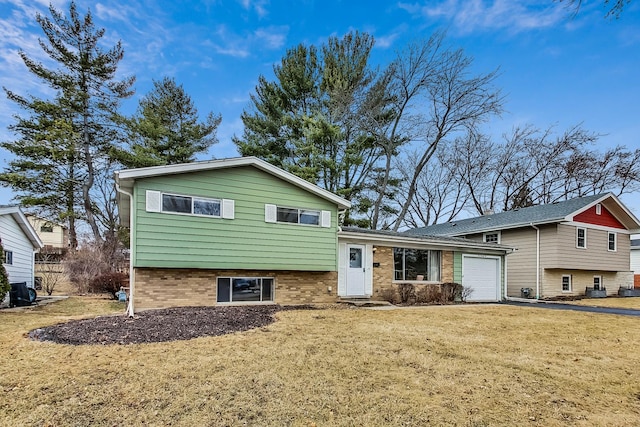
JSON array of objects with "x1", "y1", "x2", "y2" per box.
[{"x1": 408, "y1": 193, "x2": 640, "y2": 299}]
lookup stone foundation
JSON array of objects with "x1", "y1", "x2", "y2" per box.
[{"x1": 133, "y1": 268, "x2": 338, "y2": 311}]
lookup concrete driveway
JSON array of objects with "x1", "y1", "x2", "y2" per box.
[{"x1": 504, "y1": 300, "x2": 640, "y2": 317}]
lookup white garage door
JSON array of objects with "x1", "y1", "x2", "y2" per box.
[{"x1": 462, "y1": 255, "x2": 500, "y2": 302}]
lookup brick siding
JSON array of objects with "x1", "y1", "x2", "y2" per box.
[{"x1": 133, "y1": 268, "x2": 337, "y2": 310}]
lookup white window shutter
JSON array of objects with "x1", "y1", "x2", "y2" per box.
[
  {"x1": 321, "y1": 210, "x2": 331, "y2": 228},
  {"x1": 222, "y1": 199, "x2": 235, "y2": 219},
  {"x1": 265, "y1": 204, "x2": 277, "y2": 223},
  {"x1": 146, "y1": 190, "x2": 161, "y2": 212}
]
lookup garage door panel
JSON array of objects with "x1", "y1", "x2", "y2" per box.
[{"x1": 462, "y1": 256, "x2": 500, "y2": 302}]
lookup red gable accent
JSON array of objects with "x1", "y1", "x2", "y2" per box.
[{"x1": 573, "y1": 204, "x2": 626, "y2": 229}]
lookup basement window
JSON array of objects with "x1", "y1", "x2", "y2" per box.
[
  {"x1": 217, "y1": 277, "x2": 274, "y2": 303},
  {"x1": 562, "y1": 275, "x2": 572, "y2": 292}
]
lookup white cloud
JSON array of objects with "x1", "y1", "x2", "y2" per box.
[
  {"x1": 400, "y1": 0, "x2": 566, "y2": 34},
  {"x1": 254, "y1": 26, "x2": 288, "y2": 49},
  {"x1": 238, "y1": 0, "x2": 269, "y2": 18}
]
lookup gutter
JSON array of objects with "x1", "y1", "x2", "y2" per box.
[
  {"x1": 115, "y1": 182, "x2": 135, "y2": 317},
  {"x1": 530, "y1": 223, "x2": 540, "y2": 299}
]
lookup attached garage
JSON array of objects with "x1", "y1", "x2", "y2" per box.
[{"x1": 462, "y1": 255, "x2": 501, "y2": 302}]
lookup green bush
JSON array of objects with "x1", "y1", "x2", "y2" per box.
[{"x1": 0, "y1": 240, "x2": 10, "y2": 301}]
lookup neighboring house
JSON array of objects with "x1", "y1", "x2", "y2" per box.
[
  {"x1": 632, "y1": 239, "x2": 640, "y2": 288},
  {"x1": 116, "y1": 157, "x2": 511, "y2": 313},
  {"x1": 0, "y1": 206, "x2": 44, "y2": 296},
  {"x1": 25, "y1": 214, "x2": 69, "y2": 250},
  {"x1": 408, "y1": 194, "x2": 640, "y2": 299}
]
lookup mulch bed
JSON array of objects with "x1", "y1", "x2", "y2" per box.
[{"x1": 28, "y1": 305, "x2": 314, "y2": 345}]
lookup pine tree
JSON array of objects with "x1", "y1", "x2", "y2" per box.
[
  {"x1": 113, "y1": 77, "x2": 221, "y2": 168},
  {"x1": 0, "y1": 239, "x2": 10, "y2": 300},
  {"x1": 1, "y1": 1, "x2": 134, "y2": 244}
]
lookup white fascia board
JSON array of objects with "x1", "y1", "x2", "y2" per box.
[
  {"x1": 0, "y1": 206, "x2": 44, "y2": 249},
  {"x1": 115, "y1": 156, "x2": 351, "y2": 209},
  {"x1": 338, "y1": 231, "x2": 514, "y2": 254}
]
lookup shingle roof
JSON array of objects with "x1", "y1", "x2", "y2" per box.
[
  {"x1": 340, "y1": 226, "x2": 512, "y2": 252},
  {"x1": 406, "y1": 193, "x2": 608, "y2": 237}
]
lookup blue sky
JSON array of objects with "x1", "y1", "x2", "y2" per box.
[{"x1": 1, "y1": 0, "x2": 639, "y2": 216}]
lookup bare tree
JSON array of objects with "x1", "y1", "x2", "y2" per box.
[
  {"x1": 450, "y1": 123, "x2": 639, "y2": 216},
  {"x1": 35, "y1": 252, "x2": 66, "y2": 296},
  {"x1": 369, "y1": 32, "x2": 449, "y2": 229},
  {"x1": 557, "y1": 0, "x2": 631, "y2": 18},
  {"x1": 392, "y1": 49, "x2": 504, "y2": 230},
  {"x1": 394, "y1": 145, "x2": 470, "y2": 228}
]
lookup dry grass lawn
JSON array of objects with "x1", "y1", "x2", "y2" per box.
[
  {"x1": 1, "y1": 298, "x2": 639, "y2": 426},
  {"x1": 569, "y1": 296, "x2": 640, "y2": 309}
]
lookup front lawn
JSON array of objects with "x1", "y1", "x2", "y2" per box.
[
  {"x1": 1, "y1": 298, "x2": 639, "y2": 426},
  {"x1": 569, "y1": 296, "x2": 640, "y2": 309}
]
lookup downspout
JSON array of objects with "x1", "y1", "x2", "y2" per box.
[
  {"x1": 116, "y1": 182, "x2": 135, "y2": 317},
  {"x1": 530, "y1": 223, "x2": 540, "y2": 299}
]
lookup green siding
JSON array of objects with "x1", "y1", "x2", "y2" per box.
[
  {"x1": 453, "y1": 252, "x2": 462, "y2": 283},
  {"x1": 132, "y1": 166, "x2": 339, "y2": 271}
]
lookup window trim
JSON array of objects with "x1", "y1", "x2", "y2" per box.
[
  {"x1": 265, "y1": 204, "x2": 331, "y2": 228},
  {"x1": 576, "y1": 227, "x2": 587, "y2": 249},
  {"x1": 4, "y1": 250, "x2": 13, "y2": 265},
  {"x1": 162, "y1": 192, "x2": 222, "y2": 218},
  {"x1": 393, "y1": 248, "x2": 442, "y2": 283},
  {"x1": 216, "y1": 276, "x2": 275, "y2": 304},
  {"x1": 483, "y1": 231, "x2": 501, "y2": 244},
  {"x1": 145, "y1": 190, "x2": 234, "y2": 220},
  {"x1": 561, "y1": 274, "x2": 572, "y2": 292},
  {"x1": 608, "y1": 232, "x2": 617, "y2": 252}
]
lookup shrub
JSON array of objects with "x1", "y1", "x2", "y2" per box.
[
  {"x1": 397, "y1": 283, "x2": 415, "y2": 304},
  {"x1": 89, "y1": 272, "x2": 128, "y2": 299},
  {"x1": 415, "y1": 284, "x2": 443, "y2": 304},
  {"x1": 0, "y1": 240, "x2": 9, "y2": 301},
  {"x1": 441, "y1": 282, "x2": 463, "y2": 302},
  {"x1": 64, "y1": 243, "x2": 112, "y2": 293},
  {"x1": 379, "y1": 287, "x2": 399, "y2": 304}
]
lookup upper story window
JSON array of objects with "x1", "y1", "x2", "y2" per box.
[
  {"x1": 483, "y1": 232, "x2": 500, "y2": 244},
  {"x1": 608, "y1": 232, "x2": 617, "y2": 251},
  {"x1": 595, "y1": 203, "x2": 602, "y2": 215},
  {"x1": 277, "y1": 207, "x2": 320, "y2": 225},
  {"x1": 4, "y1": 250, "x2": 13, "y2": 265},
  {"x1": 162, "y1": 194, "x2": 221, "y2": 217},
  {"x1": 576, "y1": 227, "x2": 587, "y2": 249},
  {"x1": 265, "y1": 204, "x2": 331, "y2": 228},
  {"x1": 393, "y1": 248, "x2": 441, "y2": 282},
  {"x1": 145, "y1": 190, "x2": 234, "y2": 219},
  {"x1": 40, "y1": 224, "x2": 54, "y2": 233}
]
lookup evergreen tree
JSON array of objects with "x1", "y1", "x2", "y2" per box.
[
  {"x1": 234, "y1": 32, "x2": 392, "y2": 225},
  {"x1": 0, "y1": 240, "x2": 9, "y2": 301},
  {"x1": 1, "y1": 1, "x2": 134, "y2": 244},
  {"x1": 113, "y1": 77, "x2": 221, "y2": 168},
  {"x1": 0, "y1": 95, "x2": 82, "y2": 248}
]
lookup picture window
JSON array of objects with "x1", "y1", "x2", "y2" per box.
[
  {"x1": 217, "y1": 277, "x2": 274, "y2": 303},
  {"x1": 393, "y1": 248, "x2": 441, "y2": 281}
]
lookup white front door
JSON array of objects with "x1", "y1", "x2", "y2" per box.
[{"x1": 346, "y1": 244, "x2": 366, "y2": 296}]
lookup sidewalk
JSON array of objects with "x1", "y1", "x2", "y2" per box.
[{"x1": 0, "y1": 295, "x2": 69, "y2": 312}]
